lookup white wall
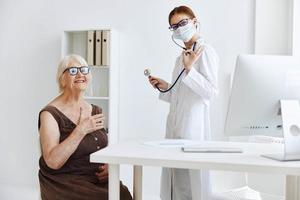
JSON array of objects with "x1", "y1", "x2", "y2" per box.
[
  {"x1": 293, "y1": 0, "x2": 300, "y2": 56},
  {"x1": 254, "y1": 0, "x2": 293, "y2": 54},
  {"x1": 0, "y1": 0, "x2": 292, "y2": 198},
  {"x1": 118, "y1": 0, "x2": 256, "y2": 142}
]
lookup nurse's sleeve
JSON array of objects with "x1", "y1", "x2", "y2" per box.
[
  {"x1": 182, "y1": 46, "x2": 219, "y2": 100},
  {"x1": 158, "y1": 83, "x2": 171, "y2": 103}
]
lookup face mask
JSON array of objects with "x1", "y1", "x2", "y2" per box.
[{"x1": 172, "y1": 22, "x2": 196, "y2": 42}]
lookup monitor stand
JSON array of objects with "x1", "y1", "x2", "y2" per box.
[{"x1": 261, "y1": 100, "x2": 300, "y2": 162}]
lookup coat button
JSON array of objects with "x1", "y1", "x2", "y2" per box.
[
  {"x1": 97, "y1": 146, "x2": 100, "y2": 149},
  {"x1": 94, "y1": 137, "x2": 98, "y2": 141}
]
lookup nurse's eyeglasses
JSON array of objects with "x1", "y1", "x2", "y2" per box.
[
  {"x1": 63, "y1": 66, "x2": 90, "y2": 76},
  {"x1": 169, "y1": 18, "x2": 190, "y2": 31}
]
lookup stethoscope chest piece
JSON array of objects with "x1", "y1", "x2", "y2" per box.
[{"x1": 144, "y1": 68, "x2": 151, "y2": 77}]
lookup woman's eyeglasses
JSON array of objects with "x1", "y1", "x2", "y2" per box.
[
  {"x1": 63, "y1": 66, "x2": 90, "y2": 76},
  {"x1": 169, "y1": 19, "x2": 190, "y2": 31}
]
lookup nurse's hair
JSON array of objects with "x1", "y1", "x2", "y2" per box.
[
  {"x1": 56, "y1": 54, "x2": 88, "y2": 93},
  {"x1": 168, "y1": 6, "x2": 196, "y2": 25}
]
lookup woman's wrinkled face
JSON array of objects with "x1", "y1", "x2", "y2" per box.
[{"x1": 61, "y1": 61, "x2": 91, "y2": 93}]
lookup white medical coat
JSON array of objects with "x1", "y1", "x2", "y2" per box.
[{"x1": 159, "y1": 37, "x2": 219, "y2": 200}]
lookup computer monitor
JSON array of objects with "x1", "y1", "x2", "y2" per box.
[{"x1": 225, "y1": 54, "x2": 300, "y2": 138}]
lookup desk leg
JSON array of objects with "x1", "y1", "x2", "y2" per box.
[
  {"x1": 286, "y1": 175, "x2": 300, "y2": 200},
  {"x1": 133, "y1": 165, "x2": 143, "y2": 200},
  {"x1": 109, "y1": 164, "x2": 120, "y2": 200}
]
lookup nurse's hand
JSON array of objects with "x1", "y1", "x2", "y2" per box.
[
  {"x1": 182, "y1": 46, "x2": 204, "y2": 73},
  {"x1": 148, "y1": 76, "x2": 168, "y2": 90}
]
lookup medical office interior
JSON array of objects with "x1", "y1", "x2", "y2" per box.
[{"x1": 0, "y1": 0, "x2": 300, "y2": 199}]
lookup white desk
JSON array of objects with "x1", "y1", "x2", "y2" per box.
[{"x1": 90, "y1": 141, "x2": 300, "y2": 200}]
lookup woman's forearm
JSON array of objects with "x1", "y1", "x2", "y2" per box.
[{"x1": 44, "y1": 127, "x2": 85, "y2": 170}]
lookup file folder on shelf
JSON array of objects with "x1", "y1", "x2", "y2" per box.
[
  {"x1": 95, "y1": 30, "x2": 102, "y2": 66},
  {"x1": 101, "y1": 30, "x2": 110, "y2": 66},
  {"x1": 87, "y1": 30, "x2": 95, "y2": 65}
]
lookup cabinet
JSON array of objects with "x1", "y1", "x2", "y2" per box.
[{"x1": 61, "y1": 29, "x2": 119, "y2": 144}]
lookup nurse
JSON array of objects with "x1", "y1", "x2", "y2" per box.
[{"x1": 148, "y1": 5, "x2": 219, "y2": 200}]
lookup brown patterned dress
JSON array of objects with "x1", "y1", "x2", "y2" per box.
[{"x1": 38, "y1": 105, "x2": 132, "y2": 200}]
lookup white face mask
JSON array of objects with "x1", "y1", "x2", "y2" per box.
[{"x1": 172, "y1": 22, "x2": 196, "y2": 42}]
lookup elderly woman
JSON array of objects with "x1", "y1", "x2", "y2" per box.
[{"x1": 38, "y1": 54, "x2": 132, "y2": 200}]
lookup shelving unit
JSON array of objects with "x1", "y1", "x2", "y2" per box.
[{"x1": 61, "y1": 28, "x2": 119, "y2": 144}]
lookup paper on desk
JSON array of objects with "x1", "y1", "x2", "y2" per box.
[
  {"x1": 142, "y1": 139, "x2": 199, "y2": 148},
  {"x1": 220, "y1": 186, "x2": 263, "y2": 199}
]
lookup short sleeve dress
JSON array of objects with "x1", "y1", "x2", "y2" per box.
[{"x1": 38, "y1": 104, "x2": 132, "y2": 200}]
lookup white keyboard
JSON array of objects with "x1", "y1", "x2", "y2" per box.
[
  {"x1": 248, "y1": 135, "x2": 284, "y2": 144},
  {"x1": 217, "y1": 186, "x2": 284, "y2": 200},
  {"x1": 182, "y1": 146, "x2": 243, "y2": 153}
]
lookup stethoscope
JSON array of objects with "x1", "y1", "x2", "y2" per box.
[{"x1": 144, "y1": 42, "x2": 197, "y2": 93}]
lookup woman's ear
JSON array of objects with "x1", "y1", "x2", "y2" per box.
[
  {"x1": 87, "y1": 73, "x2": 92, "y2": 84},
  {"x1": 60, "y1": 75, "x2": 66, "y2": 89},
  {"x1": 192, "y1": 18, "x2": 197, "y2": 24}
]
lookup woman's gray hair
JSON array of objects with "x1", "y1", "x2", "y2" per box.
[{"x1": 56, "y1": 54, "x2": 88, "y2": 93}]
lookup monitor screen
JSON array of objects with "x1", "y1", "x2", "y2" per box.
[{"x1": 225, "y1": 55, "x2": 300, "y2": 137}]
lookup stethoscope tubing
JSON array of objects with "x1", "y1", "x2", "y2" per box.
[{"x1": 155, "y1": 42, "x2": 197, "y2": 93}]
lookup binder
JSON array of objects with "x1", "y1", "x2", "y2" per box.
[
  {"x1": 95, "y1": 30, "x2": 102, "y2": 66},
  {"x1": 87, "y1": 30, "x2": 95, "y2": 65},
  {"x1": 101, "y1": 30, "x2": 110, "y2": 66}
]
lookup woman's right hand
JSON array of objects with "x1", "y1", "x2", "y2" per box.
[
  {"x1": 148, "y1": 76, "x2": 168, "y2": 90},
  {"x1": 77, "y1": 108, "x2": 105, "y2": 135}
]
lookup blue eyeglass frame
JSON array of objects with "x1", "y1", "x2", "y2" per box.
[
  {"x1": 63, "y1": 66, "x2": 91, "y2": 76},
  {"x1": 169, "y1": 18, "x2": 190, "y2": 31}
]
